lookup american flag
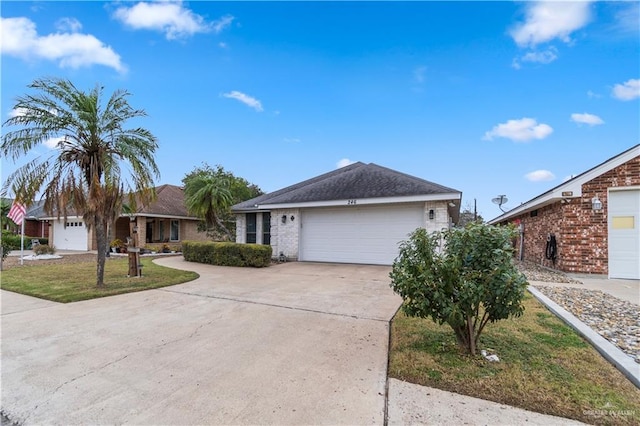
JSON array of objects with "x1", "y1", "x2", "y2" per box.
[{"x1": 7, "y1": 201, "x2": 26, "y2": 225}]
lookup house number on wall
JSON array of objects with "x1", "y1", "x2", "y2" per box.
[{"x1": 347, "y1": 199, "x2": 357, "y2": 205}]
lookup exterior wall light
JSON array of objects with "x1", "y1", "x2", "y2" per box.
[
  {"x1": 591, "y1": 195, "x2": 603, "y2": 211},
  {"x1": 429, "y1": 209, "x2": 435, "y2": 220},
  {"x1": 281, "y1": 215, "x2": 287, "y2": 224}
]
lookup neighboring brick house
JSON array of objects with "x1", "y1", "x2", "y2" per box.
[
  {"x1": 489, "y1": 144, "x2": 640, "y2": 279},
  {"x1": 25, "y1": 201, "x2": 50, "y2": 239},
  {"x1": 37, "y1": 184, "x2": 208, "y2": 251},
  {"x1": 232, "y1": 162, "x2": 461, "y2": 265}
]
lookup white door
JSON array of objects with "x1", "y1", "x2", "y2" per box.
[
  {"x1": 52, "y1": 219, "x2": 88, "y2": 251},
  {"x1": 608, "y1": 189, "x2": 640, "y2": 279},
  {"x1": 300, "y1": 204, "x2": 424, "y2": 265}
]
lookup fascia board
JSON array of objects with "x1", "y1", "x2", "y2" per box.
[{"x1": 259, "y1": 193, "x2": 462, "y2": 210}]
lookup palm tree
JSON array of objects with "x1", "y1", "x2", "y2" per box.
[
  {"x1": 183, "y1": 173, "x2": 233, "y2": 239},
  {"x1": 1, "y1": 77, "x2": 159, "y2": 287}
]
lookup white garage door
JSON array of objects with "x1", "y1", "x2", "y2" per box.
[
  {"x1": 608, "y1": 189, "x2": 640, "y2": 279},
  {"x1": 300, "y1": 204, "x2": 424, "y2": 265},
  {"x1": 53, "y1": 219, "x2": 88, "y2": 251}
]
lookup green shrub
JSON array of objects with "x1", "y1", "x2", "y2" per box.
[
  {"x1": 1, "y1": 237, "x2": 11, "y2": 260},
  {"x1": 182, "y1": 241, "x2": 272, "y2": 267},
  {"x1": 2, "y1": 234, "x2": 22, "y2": 250},
  {"x1": 34, "y1": 244, "x2": 56, "y2": 255},
  {"x1": 1, "y1": 235, "x2": 48, "y2": 250},
  {"x1": 390, "y1": 223, "x2": 528, "y2": 355}
]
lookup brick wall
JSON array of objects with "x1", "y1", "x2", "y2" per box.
[
  {"x1": 424, "y1": 201, "x2": 450, "y2": 234},
  {"x1": 270, "y1": 209, "x2": 300, "y2": 261},
  {"x1": 180, "y1": 219, "x2": 209, "y2": 242},
  {"x1": 509, "y1": 155, "x2": 640, "y2": 275},
  {"x1": 24, "y1": 220, "x2": 49, "y2": 238}
]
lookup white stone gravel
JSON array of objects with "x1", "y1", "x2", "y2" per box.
[{"x1": 517, "y1": 261, "x2": 640, "y2": 364}]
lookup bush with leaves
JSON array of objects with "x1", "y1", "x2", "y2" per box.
[
  {"x1": 34, "y1": 244, "x2": 56, "y2": 255},
  {"x1": 390, "y1": 222, "x2": 528, "y2": 355},
  {"x1": 1, "y1": 236, "x2": 11, "y2": 260}
]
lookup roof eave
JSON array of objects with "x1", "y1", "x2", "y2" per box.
[
  {"x1": 488, "y1": 144, "x2": 639, "y2": 224},
  {"x1": 254, "y1": 192, "x2": 462, "y2": 210}
]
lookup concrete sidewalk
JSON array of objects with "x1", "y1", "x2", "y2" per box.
[{"x1": 547, "y1": 275, "x2": 639, "y2": 305}]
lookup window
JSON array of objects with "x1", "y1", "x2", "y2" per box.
[
  {"x1": 262, "y1": 213, "x2": 271, "y2": 245},
  {"x1": 170, "y1": 220, "x2": 179, "y2": 241},
  {"x1": 246, "y1": 213, "x2": 257, "y2": 244}
]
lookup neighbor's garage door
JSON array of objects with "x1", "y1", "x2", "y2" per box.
[
  {"x1": 52, "y1": 219, "x2": 88, "y2": 251},
  {"x1": 608, "y1": 189, "x2": 640, "y2": 279},
  {"x1": 300, "y1": 204, "x2": 424, "y2": 265}
]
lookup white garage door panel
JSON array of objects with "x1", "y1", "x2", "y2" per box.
[
  {"x1": 300, "y1": 204, "x2": 424, "y2": 265},
  {"x1": 608, "y1": 190, "x2": 640, "y2": 279},
  {"x1": 53, "y1": 219, "x2": 88, "y2": 251}
]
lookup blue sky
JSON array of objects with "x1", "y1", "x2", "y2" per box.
[{"x1": 1, "y1": 1, "x2": 639, "y2": 219}]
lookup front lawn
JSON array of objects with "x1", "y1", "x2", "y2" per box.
[
  {"x1": 0, "y1": 257, "x2": 199, "y2": 303},
  {"x1": 389, "y1": 292, "x2": 640, "y2": 426}
]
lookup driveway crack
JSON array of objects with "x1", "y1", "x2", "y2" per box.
[
  {"x1": 51, "y1": 353, "x2": 130, "y2": 396},
  {"x1": 158, "y1": 288, "x2": 389, "y2": 322}
]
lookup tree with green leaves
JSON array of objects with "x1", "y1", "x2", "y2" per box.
[
  {"x1": 182, "y1": 164, "x2": 262, "y2": 240},
  {"x1": 1, "y1": 199, "x2": 16, "y2": 233},
  {"x1": 1, "y1": 77, "x2": 159, "y2": 287},
  {"x1": 390, "y1": 222, "x2": 528, "y2": 355},
  {"x1": 457, "y1": 201, "x2": 484, "y2": 227}
]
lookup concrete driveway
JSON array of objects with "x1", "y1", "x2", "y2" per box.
[{"x1": 1, "y1": 258, "x2": 401, "y2": 425}]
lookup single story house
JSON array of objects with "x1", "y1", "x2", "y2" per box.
[
  {"x1": 38, "y1": 184, "x2": 208, "y2": 251},
  {"x1": 489, "y1": 144, "x2": 640, "y2": 279},
  {"x1": 25, "y1": 201, "x2": 50, "y2": 239},
  {"x1": 2, "y1": 199, "x2": 49, "y2": 239},
  {"x1": 232, "y1": 162, "x2": 462, "y2": 265}
]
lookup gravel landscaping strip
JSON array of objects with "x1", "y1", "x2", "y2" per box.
[
  {"x1": 534, "y1": 285, "x2": 639, "y2": 364},
  {"x1": 517, "y1": 261, "x2": 639, "y2": 365}
]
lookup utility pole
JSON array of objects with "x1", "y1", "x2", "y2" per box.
[{"x1": 474, "y1": 198, "x2": 477, "y2": 222}]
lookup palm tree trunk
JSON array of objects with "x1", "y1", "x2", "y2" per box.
[{"x1": 95, "y1": 217, "x2": 108, "y2": 288}]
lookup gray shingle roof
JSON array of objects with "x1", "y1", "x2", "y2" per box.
[
  {"x1": 25, "y1": 185, "x2": 195, "y2": 219},
  {"x1": 233, "y1": 162, "x2": 460, "y2": 211}
]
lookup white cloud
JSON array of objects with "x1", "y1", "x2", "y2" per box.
[
  {"x1": 212, "y1": 15, "x2": 234, "y2": 34},
  {"x1": 8, "y1": 107, "x2": 27, "y2": 118},
  {"x1": 0, "y1": 17, "x2": 126, "y2": 73},
  {"x1": 222, "y1": 91, "x2": 263, "y2": 112},
  {"x1": 55, "y1": 17, "x2": 82, "y2": 33},
  {"x1": 43, "y1": 136, "x2": 64, "y2": 149},
  {"x1": 612, "y1": 79, "x2": 640, "y2": 101},
  {"x1": 587, "y1": 90, "x2": 601, "y2": 99},
  {"x1": 483, "y1": 118, "x2": 553, "y2": 142},
  {"x1": 113, "y1": 1, "x2": 223, "y2": 40},
  {"x1": 413, "y1": 66, "x2": 427, "y2": 84},
  {"x1": 512, "y1": 47, "x2": 558, "y2": 69},
  {"x1": 525, "y1": 170, "x2": 555, "y2": 182},
  {"x1": 336, "y1": 158, "x2": 355, "y2": 168},
  {"x1": 612, "y1": 2, "x2": 640, "y2": 35},
  {"x1": 510, "y1": 1, "x2": 593, "y2": 48},
  {"x1": 571, "y1": 113, "x2": 604, "y2": 126}
]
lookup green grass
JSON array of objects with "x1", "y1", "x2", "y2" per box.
[
  {"x1": 390, "y1": 292, "x2": 640, "y2": 426},
  {"x1": 0, "y1": 257, "x2": 199, "y2": 303}
]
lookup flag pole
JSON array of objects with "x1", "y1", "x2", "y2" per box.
[{"x1": 20, "y1": 213, "x2": 25, "y2": 266}]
